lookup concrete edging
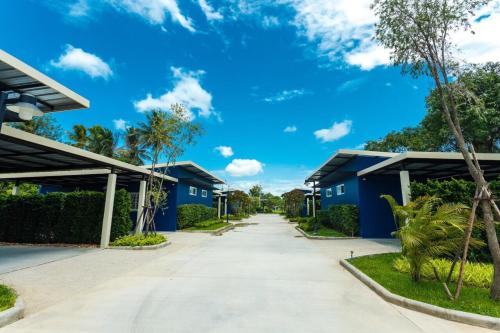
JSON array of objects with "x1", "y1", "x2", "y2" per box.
[
  {"x1": 340, "y1": 259, "x2": 500, "y2": 330},
  {"x1": 0, "y1": 297, "x2": 24, "y2": 328},
  {"x1": 295, "y1": 226, "x2": 360, "y2": 240},
  {"x1": 180, "y1": 224, "x2": 235, "y2": 235},
  {"x1": 108, "y1": 241, "x2": 171, "y2": 251}
]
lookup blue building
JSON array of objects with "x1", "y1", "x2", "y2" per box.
[
  {"x1": 144, "y1": 161, "x2": 225, "y2": 231},
  {"x1": 306, "y1": 150, "x2": 500, "y2": 238}
]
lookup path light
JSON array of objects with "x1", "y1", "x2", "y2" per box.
[
  {"x1": 7, "y1": 93, "x2": 43, "y2": 121},
  {"x1": 350, "y1": 250, "x2": 354, "y2": 259}
]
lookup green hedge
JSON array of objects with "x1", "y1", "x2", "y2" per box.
[
  {"x1": 410, "y1": 178, "x2": 500, "y2": 262},
  {"x1": 316, "y1": 204, "x2": 359, "y2": 236},
  {"x1": 0, "y1": 190, "x2": 132, "y2": 244},
  {"x1": 177, "y1": 204, "x2": 217, "y2": 229}
]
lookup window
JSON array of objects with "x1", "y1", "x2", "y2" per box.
[
  {"x1": 201, "y1": 189, "x2": 208, "y2": 198},
  {"x1": 130, "y1": 192, "x2": 139, "y2": 211},
  {"x1": 325, "y1": 188, "x2": 333, "y2": 198},
  {"x1": 189, "y1": 186, "x2": 198, "y2": 196},
  {"x1": 336, "y1": 184, "x2": 345, "y2": 196}
]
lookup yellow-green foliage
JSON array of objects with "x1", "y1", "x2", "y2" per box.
[
  {"x1": 110, "y1": 233, "x2": 166, "y2": 247},
  {"x1": 393, "y1": 256, "x2": 493, "y2": 289}
]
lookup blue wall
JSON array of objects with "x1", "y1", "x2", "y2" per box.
[
  {"x1": 320, "y1": 175, "x2": 360, "y2": 209},
  {"x1": 358, "y1": 175, "x2": 402, "y2": 238}
]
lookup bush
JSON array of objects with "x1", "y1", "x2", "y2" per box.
[
  {"x1": 316, "y1": 205, "x2": 359, "y2": 236},
  {"x1": 110, "y1": 233, "x2": 166, "y2": 247},
  {"x1": 393, "y1": 256, "x2": 492, "y2": 289},
  {"x1": 0, "y1": 284, "x2": 16, "y2": 312},
  {"x1": 298, "y1": 217, "x2": 314, "y2": 232},
  {"x1": 410, "y1": 178, "x2": 500, "y2": 262},
  {"x1": 0, "y1": 190, "x2": 132, "y2": 244},
  {"x1": 177, "y1": 204, "x2": 217, "y2": 229}
]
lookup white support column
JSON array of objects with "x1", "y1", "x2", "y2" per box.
[
  {"x1": 312, "y1": 182, "x2": 317, "y2": 218},
  {"x1": 400, "y1": 170, "x2": 411, "y2": 206},
  {"x1": 135, "y1": 180, "x2": 147, "y2": 235},
  {"x1": 11, "y1": 181, "x2": 19, "y2": 196},
  {"x1": 224, "y1": 197, "x2": 228, "y2": 216},
  {"x1": 100, "y1": 173, "x2": 117, "y2": 248},
  {"x1": 217, "y1": 196, "x2": 222, "y2": 219},
  {"x1": 306, "y1": 197, "x2": 310, "y2": 216}
]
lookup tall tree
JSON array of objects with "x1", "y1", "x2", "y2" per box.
[
  {"x1": 68, "y1": 124, "x2": 88, "y2": 149},
  {"x1": 117, "y1": 126, "x2": 147, "y2": 165},
  {"x1": 11, "y1": 114, "x2": 63, "y2": 141},
  {"x1": 249, "y1": 184, "x2": 263, "y2": 198},
  {"x1": 136, "y1": 104, "x2": 202, "y2": 233},
  {"x1": 366, "y1": 62, "x2": 500, "y2": 153},
  {"x1": 373, "y1": 0, "x2": 500, "y2": 300},
  {"x1": 87, "y1": 125, "x2": 117, "y2": 157}
]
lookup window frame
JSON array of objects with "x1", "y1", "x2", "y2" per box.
[
  {"x1": 130, "y1": 192, "x2": 139, "y2": 212},
  {"x1": 189, "y1": 186, "x2": 198, "y2": 196},
  {"x1": 336, "y1": 184, "x2": 345, "y2": 196},
  {"x1": 201, "y1": 189, "x2": 208, "y2": 198},
  {"x1": 325, "y1": 188, "x2": 333, "y2": 198}
]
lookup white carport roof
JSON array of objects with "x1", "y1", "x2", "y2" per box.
[
  {"x1": 357, "y1": 151, "x2": 500, "y2": 179},
  {"x1": 0, "y1": 126, "x2": 177, "y2": 186},
  {"x1": 0, "y1": 49, "x2": 89, "y2": 117},
  {"x1": 143, "y1": 160, "x2": 224, "y2": 185}
]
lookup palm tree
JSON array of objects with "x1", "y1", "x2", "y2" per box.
[
  {"x1": 135, "y1": 105, "x2": 202, "y2": 233},
  {"x1": 382, "y1": 195, "x2": 484, "y2": 282},
  {"x1": 117, "y1": 127, "x2": 147, "y2": 165},
  {"x1": 68, "y1": 124, "x2": 88, "y2": 149},
  {"x1": 12, "y1": 115, "x2": 63, "y2": 141},
  {"x1": 87, "y1": 125, "x2": 117, "y2": 157}
]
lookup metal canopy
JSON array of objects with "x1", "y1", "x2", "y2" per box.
[
  {"x1": 305, "y1": 150, "x2": 397, "y2": 183},
  {"x1": 357, "y1": 151, "x2": 500, "y2": 180},
  {"x1": 0, "y1": 49, "x2": 89, "y2": 114},
  {"x1": 0, "y1": 126, "x2": 177, "y2": 186},
  {"x1": 146, "y1": 161, "x2": 225, "y2": 185}
]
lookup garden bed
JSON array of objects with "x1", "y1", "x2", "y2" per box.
[
  {"x1": 0, "y1": 285, "x2": 23, "y2": 328},
  {"x1": 345, "y1": 253, "x2": 499, "y2": 326},
  {"x1": 183, "y1": 221, "x2": 234, "y2": 234},
  {"x1": 109, "y1": 234, "x2": 169, "y2": 250},
  {"x1": 295, "y1": 226, "x2": 355, "y2": 239}
]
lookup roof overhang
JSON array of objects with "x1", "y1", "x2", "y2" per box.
[
  {"x1": 357, "y1": 151, "x2": 500, "y2": 179},
  {"x1": 0, "y1": 126, "x2": 177, "y2": 186},
  {"x1": 305, "y1": 149, "x2": 397, "y2": 183},
  {"x1": 144, "y1": 160, "x2": 225, "y2": 185},
  {"x1": 0, "y1": 49, "x2": 89, "y2": 119}
]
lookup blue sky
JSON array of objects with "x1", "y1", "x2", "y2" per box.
[{"x1": 1, "y1": 0, "x2": 499, "y2": 194}]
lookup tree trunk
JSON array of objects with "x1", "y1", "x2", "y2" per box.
[{"x1": 481, "y1": 199, "x2": 500, "y2": 300}]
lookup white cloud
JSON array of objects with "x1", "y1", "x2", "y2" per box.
[
  {"x1": 134, "y1": 66, "x2": 214, "y2": 119},
  {"x1": 284, "y1": 125, "x2": 297, "y2": 133},
  {"x1": 262, "y1": 15, "x2": 280, "y2": 29},
  {"x1": 51, "y1": 45, "x2": 113, "y2": 79},
  {"x1": 263, "y1": 89, "x2": 308, "y2": 103},
  {"x1": 215, "y1": 146, "x2": 234, "y2": 158},
  {"x1": 336, "y1": 77, "x2": 365, "y2": 93},
  {"x1": 113, "y1": 118, "x2": 129, "y2": 130},
  {"x1": 69, "y1": 0, "x2": 90, "y2": 17},
  {"x1": 314, "y1": 120, "x2": 352, "y2": 143},
  {"x1": 225, "y1": 159, "x2": 264, "y2": 177},
  {"x1": 108, "y1": 0, "x2": 195, "y2": 32},
  {"x1": 198, "y1": 0, "x2": 223, "y2": 21}
]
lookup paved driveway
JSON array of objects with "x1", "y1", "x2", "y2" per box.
[
  {"x1": 0, "y1": 246, "x2": 95, "y2": 275},
  {"x1": 0, "y1": 215, "x2": 493, "y2": 332}
]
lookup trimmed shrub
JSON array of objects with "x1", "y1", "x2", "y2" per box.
[
  {"x1": 410, "y1": 178, "x2": 500, "y2": 262},
  {"x1": 111, "y1": 233, "x2": 166, "y2": 247},
  {"x1": 0, "y1": 190, "x2": 132, "y2": 244},
  {"x1": 315, "y1": 205, "x2": 359, "y2": 236},
  {"x1": 177, "y1": 204, "x2": 217, "y2": 229}
]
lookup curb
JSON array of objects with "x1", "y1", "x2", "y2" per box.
[
  {"x1": 211, "y1": 224, "x2": 236, "y2": 235},
  {"x1": 108, "y1": 241, "x2": 171, "y2": 251},
  {"x1": 0, "y1": 297, "x2": 24, "y2": 328},
  {"x1": 340, "y1": 259, "x2": 500, "y2": 330},
  {"x1": 180, "y1": 224, "x2": 235, "y2": 234},
  {"x1": 295, "y1": 226, "x2": 360, "y2": 240}
]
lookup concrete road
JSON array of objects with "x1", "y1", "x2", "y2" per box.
[
  {"x1": 0, "y1": 245, "x2": 95, "y2": 274},
  {"x1": 0, "y1": 214, "x2": 494, "y2": 332}
]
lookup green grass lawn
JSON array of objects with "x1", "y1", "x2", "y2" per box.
[
  {"x1": 110, "y1": 233, "x2": 167, "y2": 247},
  {"x1": 301, "y1": 225, "x2": 348, "y2": 237},
  {"x1": 184, "y1": 221, "x2": 231, "y2": 231},
  {"x1": 348, "y1": 253, "x2": 500, "y2": 318},
  {"x1": 0, "y1": 285, "x2": 16, "y2": 312}
]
